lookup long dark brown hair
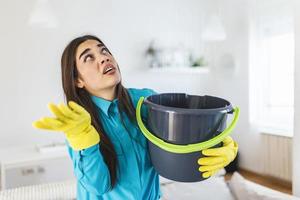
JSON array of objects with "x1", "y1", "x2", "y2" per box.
[{"x1": 61, "y1": 35, "x2": 138, "y2": 190}]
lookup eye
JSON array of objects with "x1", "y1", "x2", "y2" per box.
[
  {"x1": 84, "y1": 54, "x2": 94, "y2": 62},
  {"x1": 101, "y1": 47, "x2": 109, "y2": 54}
]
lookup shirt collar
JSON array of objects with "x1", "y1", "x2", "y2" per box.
[{"x1": 90, "y1": 94, "x2": 118, "y2": 117}]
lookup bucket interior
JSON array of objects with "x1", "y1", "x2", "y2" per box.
[
  {"x1": 144, "y1": 93, "x2": 233, "y2": 145},
  {"x1": 146, "y1": 93, "x2": 231, "y2": 110}
]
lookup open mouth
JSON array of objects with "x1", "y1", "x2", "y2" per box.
[{"x1": 103, "y1": 65, "x2": 116, "y2": 75}]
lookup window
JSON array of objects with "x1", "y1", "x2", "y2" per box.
[{"x1": 249, "y1": 0, "x2": 294, "y2": 136}]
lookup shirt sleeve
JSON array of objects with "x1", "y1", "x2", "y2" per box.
[{"x1": 66, "y1": 140, "x2": 111, "y2": 196}]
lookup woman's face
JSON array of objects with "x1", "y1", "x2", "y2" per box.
[{"x1": 75, "y1": 39, "x2": 121, "y2": 96}]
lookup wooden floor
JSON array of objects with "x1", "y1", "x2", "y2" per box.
[{"x1": 224, "y1": 169, "x2": 292, "y2": 195}]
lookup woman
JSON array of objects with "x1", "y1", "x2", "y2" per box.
[{"x1": 33, "y1": 35, "x2": 238, "y2": 200}]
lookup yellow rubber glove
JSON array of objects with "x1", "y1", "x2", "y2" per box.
[
  {"x1": 32, "y1": 101, "x2": 100, "y2": 151},
  {"x1": 198, "y1": 136, "x2": 238, "y2": 178}
]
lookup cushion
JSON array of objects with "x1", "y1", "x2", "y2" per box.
[
  {"x1": 228, "y1": 172, "x2": 300, "y2": 200},
  {"x1": 160, "y1": 175, "x2": 235, "y2": 200}
]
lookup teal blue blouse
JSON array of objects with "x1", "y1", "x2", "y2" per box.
[{"x1": 67, "y1": 88, "x2": 162, "y2": 200}]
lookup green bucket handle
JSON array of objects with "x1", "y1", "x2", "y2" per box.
[{"x1": 136, "y1": 96, "x2": 240, "y2": 154}]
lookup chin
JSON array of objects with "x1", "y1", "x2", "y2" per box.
[
  {"x1": 109, "y1": 78, "x2": 121, "y2": 88},
  {"x1": 113, "y1": 75, "x2": 122, "y2": 85}
]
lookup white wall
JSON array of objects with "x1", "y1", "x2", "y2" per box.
[
  {"x1": 214, "y1": 0, "x2": 296, "y2": 180},
  {"x1": 205, "y1": 0, "x2": 266, "y2": 173},
  {"x1": 0, "y1": 0, "x2": 218, "y2": 148},
  {"x1": 293, "y1": 0, "x2": 300, "y2": 196},
  {"x1": 3, "y1": 0, "x2": 295, "y2": 187}
]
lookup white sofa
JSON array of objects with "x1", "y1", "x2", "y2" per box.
[
  {"x1": 160, "y1": 171, "x2": 300, "y2": 200},
  {"x1": 0, "y1": 171, "x2": 299, "y2": 200}
]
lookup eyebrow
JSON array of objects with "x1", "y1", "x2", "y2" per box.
[
  {"x1": 78, "y1": 43, "x2": 105, "y2": 60},
  {"x1": 97, "y1": 43, "x2": 104, "y2": 48},
  {"x1": 79, "y1": 48, "x2": 90, "y2": 60}
]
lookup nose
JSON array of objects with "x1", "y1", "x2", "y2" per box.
[{"x1": 100, "y1": 58, "x2": 110, "y2": 65}]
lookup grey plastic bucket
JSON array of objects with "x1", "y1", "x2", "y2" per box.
[{"x1": 136, "y1": 93, "x2": 239, "y2": 182}]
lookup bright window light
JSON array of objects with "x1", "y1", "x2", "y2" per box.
[{"x1": 249, "y1": 1, "x2": 294, "y2": 137}]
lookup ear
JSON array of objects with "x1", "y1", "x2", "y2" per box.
[{"x1": 76, "y1": 77, "x2": 84, "y2": 88}]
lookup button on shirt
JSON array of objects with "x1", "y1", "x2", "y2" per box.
[{"x1": 66, "y1": 88, "x2": 162, "y2": 200}]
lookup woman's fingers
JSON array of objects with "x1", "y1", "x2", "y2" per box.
[
  {"x1": 42, "y1": 117, "x2": 64, "y2": 129},
  {"x1": 32, "y1": 119, "x2": 60, "y2": 131},
  {"x1": 33, "y1": 101, "x2": 85, "y2": 133},
  {"x1": 48, "y1": 103, "x2": 68, "y2": 121},
  {"x1": 33, "y1": 120, "x2": 50, "y2": 130},
  {"x1": 202, "y1": 147, "x2": 225, "y2": 156},
  {"x1": 202, "y1": 169, "x2": 220, "y2": 178},
  {"x1": 198, "y1": 156, "x2": 226, "y2": 166},
  {"x1": 202, "y1": 171, "x2": 211, "y2": 178},
  {"x1": 33, "y1": 117, "x2": 70, "y2": 133},
  {"x1": 68, "y1": 101, "x2": 89, "y2": 116},
  {"x1": 222, "y1": 136, "x2": 233, "y2": 146},
  {"x1": 199, "y1": 163, "x2": 224, "y2": 172},
  {"x1": 33, "y1": 101, "x2": 89, "y2": 134},
  {"x1": 48, "y1": 102, "x2": 81, "y2": 121},
  {"x1": 58, "y1": 103, "x2": 80, "y2": 120},
  {"x1": 202, "y1": 137, "x2": 235, "y2": 157}
]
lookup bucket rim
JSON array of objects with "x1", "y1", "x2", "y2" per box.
[{"x1": 143, "y1": 93, "x2": 234, "y2": 114}]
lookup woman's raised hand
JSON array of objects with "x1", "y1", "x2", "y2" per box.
[{"x1": 33, "y1": 101, "x2": 100, "y2": 151}]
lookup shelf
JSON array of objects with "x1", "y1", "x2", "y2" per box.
[
  {"x1": 148, "y1": 66, "x2": 209, "y2": 74},
  {"x1": 0, "y1": 145, "x2": 69, "y2": 166}
]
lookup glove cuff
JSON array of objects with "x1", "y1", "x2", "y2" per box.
[{"x1": 67, "y1": 125, "x2": 100, "y2": 151}]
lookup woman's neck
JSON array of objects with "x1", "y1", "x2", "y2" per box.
[{"x1": 92, "y1": 85, "x2": 117, "y2": 101}]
